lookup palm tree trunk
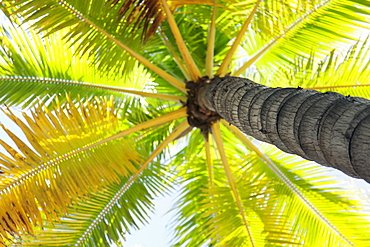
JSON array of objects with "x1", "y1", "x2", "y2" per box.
[{"x1": 198, "y1": 76, "x2": 370, "y2": 182}]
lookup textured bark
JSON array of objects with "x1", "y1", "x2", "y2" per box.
[{"x1": 198, "y1": 76, "x2": 370, "y2": 182}]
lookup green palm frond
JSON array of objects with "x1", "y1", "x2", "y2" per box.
[
  {"x1": 171, "y1": 121, "x2": 370, "y2": 246},
  {"x1": 0, "y1": 21, "x2": 166, "y2": 107},
  {"x1": 1, "y1": 0, "x2": 188, "y2": 94},
  {"x1": 264, "y1": 148, "x2": 370, "y2": 244},
  {"x1": 2, "y1": 0, "x2": 145, "y2": 74},
  {"x1": 171, "y1": 154, "x2": 222, "y2": 245},
  {"x1": 128, "y1": 2, "x2": 240, "y2": 80},
  {"x1": 260, "y1": 37, "x2": 370, "y2": 99},
  {"x1": 235, "y1": 0, "x2": 370, "y2": 76},
  {"x1": 227, "y1": 123, "x2": 370, "y2": 245},
  {"x1": 0, "y1": 75, "x2": 185, "y2": 108},
  {"x1": 217, "y1": 0, "x2": 322, "y2": 40}
]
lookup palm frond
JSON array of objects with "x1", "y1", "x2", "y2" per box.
[
  {"x1": 217, "y1": 0, "x2": 320, "y2": 40},
  {"x1": 205, "y1": 5, "x2": 217, "y2": 77},
  {"x1": 108, "y1": 0, "x2": 217, "y2": 42},
  {"x1": 156, "y1": 4, "x2": 233, "y2": 77},
  {"x1": 0, "y1": 96, "x2": 146, "y2": 243},
  {"x1": 168, "y1": 128, "x2": 265, "y2": 245},
  {"x1": 204, "y1": 134, "x2": 214, "y2": 185},
  {"x1": 26, "y1": 120, "x2": 189, "y2": 246},
  {"x1": 170, "y1": 119, "x2": 370, "y2": 246},
  {"x1": 0, "y1": 76, "x2": 185, "y2": 108},
  {"x1": 261, "y1": 37, "x2": 370, "y2": 99},
  {"x1": 0, "y1": 94, "x2": 187, "y2": 243},
  {"x1": 223, "y1": 121, "x2": 370, "y2": 245},
  {"x1": 0, "y1": 22, "x2": 171, "y2": 107},
  {"x1": 108, "y1": 0, "x2": 164, "y2": 42},
  {"x1": 235, "y1": 0, "x2": 370, "y2": 76},
  {"x1": 211, "y1": 122, "x2": 254, "y2": 245},
  {"x1": 160, "y1": 30, "x2": 191, "y2": 81},
  {"x1": 1, "y1": 0, "x2": 370, "y2": 245},
  {"x1": 2, "y1": 0, "x2": 138, "y2": 74},
  {"x1": 170, "y1": 136, "x2": 223, "y2": 246},
  {"x1": 217, "y1": 0, "x2": 261, "y2": 77},
  {"x1": 1, "y1": 0, "x2": 186, "y2": 92},
  {"x1": 16, "y1": 160, "x2": 170, "y2": 246},
  {"x1": 160, "y1": 0, "x2": 202, "y2": 81}
]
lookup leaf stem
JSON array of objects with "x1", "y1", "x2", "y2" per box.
[
  {"x1": 211, "y1": 122, "x2": 255, "y2": 246},
  {"x1": 204, "y1": 133, "x2": 213, "y2": 186},
  {"x1": 160, "y1": 30, "x2": 191, "y2": 81},
  {"x1": 217, "y1": 0, "x2": 261, "y2": 77},
  {"x1": 159, "y1": 0, "x2": 202, "y2": 81},
  {"x1": 306, "y1": 84, "x2": 370, "y2": 90},
  {"x1": 206, "y1": 4, "x2": 218, "y2": 77},
  {"x1": 0, "y1": 77, "x2": 186, "y2": 102},
  {"x1": 232, "y1": 0, "x2": 332, "y2": 77}
]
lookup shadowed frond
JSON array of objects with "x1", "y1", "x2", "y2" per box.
[
  {"x1": 109, "y1": 0, "x2": 217, "y2": 42},
  {"x1": 109, "y1": 0, "x2": 164, "y2": 42}
]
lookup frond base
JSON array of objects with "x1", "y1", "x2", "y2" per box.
[{"x1": 186, "y1": 77, "x2": 221, "y2": 135}]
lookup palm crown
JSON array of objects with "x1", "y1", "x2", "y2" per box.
[{"x1": 1, "y1": 0, "x2": 370, "y2": 246}]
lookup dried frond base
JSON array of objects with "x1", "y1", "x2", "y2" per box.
[{"x1": 186, "y1": 77, "x2": 221, "y2": 134}]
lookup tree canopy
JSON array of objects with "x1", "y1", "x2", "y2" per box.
[{"x1": 1, "y1": 0, "x2": 370, "y2": 246}]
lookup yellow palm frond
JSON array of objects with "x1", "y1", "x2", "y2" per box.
[{"x1": 0, "y1": 96, "x2": 143, "y2": 242}]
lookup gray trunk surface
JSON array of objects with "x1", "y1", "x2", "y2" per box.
[{"x1": 198, "y1": 76, "x2": 370, "y2": 182}]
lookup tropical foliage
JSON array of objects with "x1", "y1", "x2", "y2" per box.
[{"x1": 1, "y1": 0, "x2": 370, "y2": 246}]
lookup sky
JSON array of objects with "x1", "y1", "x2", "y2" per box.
[{"x1": 123, "y1": 193, "x2": 177, "y2": 247}]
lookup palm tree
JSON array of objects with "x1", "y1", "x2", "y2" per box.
[
  {"x1": 1, "y1": 0, "x2": 370, "y2": 246},
  {"x1": 198, "y1": 76, "x2": 370, "y2": 182}
]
